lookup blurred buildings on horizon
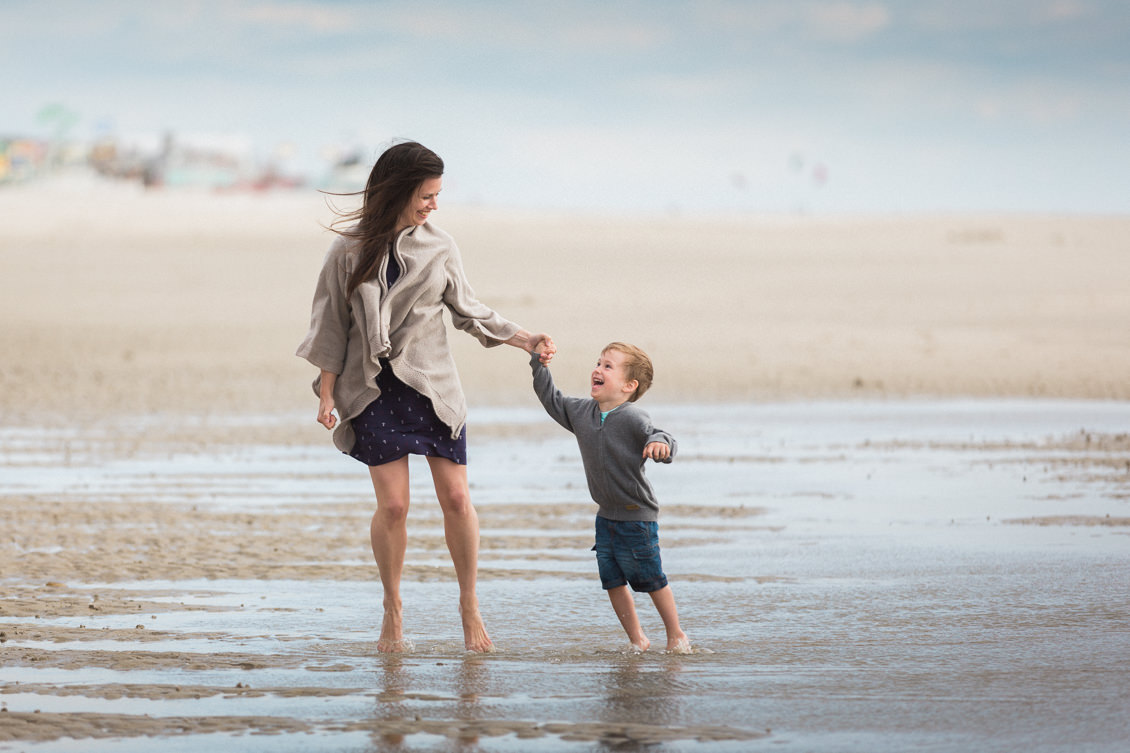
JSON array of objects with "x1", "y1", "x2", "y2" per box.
[{"x1": 0, "y1": 129, "x2": 368, "y2": 193}]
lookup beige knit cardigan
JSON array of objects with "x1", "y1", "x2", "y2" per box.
[{"x1": 296, "y1": 223, "x2": 521, "y2": 452}]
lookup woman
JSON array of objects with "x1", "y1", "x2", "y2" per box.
[{"x1": 297, "y1": 141, "x2": 554, "y2": 653}]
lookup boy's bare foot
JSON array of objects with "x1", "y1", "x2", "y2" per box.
[
  {"x1": 630, "y1": 636, "x2": 651, "y2": 652},
  {"x1": 666, "y1": 633, "x2": 691, "y2": 654},
  {"x1": 460, "y1": 603, "x2": 493, "y2": 653}
]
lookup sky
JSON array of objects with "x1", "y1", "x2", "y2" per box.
[{"x1": 3, "y1": 0, "x2": 1129, "y2": 214}]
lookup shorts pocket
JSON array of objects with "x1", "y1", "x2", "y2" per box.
[{"x1": 630, "y1": 537, "x2": 659, "y2": 560}]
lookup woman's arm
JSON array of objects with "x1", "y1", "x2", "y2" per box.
[
  {"x1": 297, "y1": 240, "x2": 352, "y2": 374},
  {"x1": 317, "y1": 369, "x2": 338, "y2": 429}
]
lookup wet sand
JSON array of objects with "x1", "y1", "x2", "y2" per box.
[
  {"x1": 3, "y1": 402, "x2": 1130, "y2": 751},
  {"x1": 2, "y1": 177, "x2": 1130, "y2": 750}
]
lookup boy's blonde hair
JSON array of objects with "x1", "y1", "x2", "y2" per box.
[{"x1": 603, "y1": 342, "x2": 654, "y2": 402}]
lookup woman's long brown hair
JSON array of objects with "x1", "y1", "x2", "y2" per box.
[{"x1": 327, "y1": 141, "x2": 444, "y2": 298}]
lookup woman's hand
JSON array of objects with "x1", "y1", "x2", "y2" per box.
[
  {"x1": 317, "y1": 369, "x2": 338, "y2": 430},
  {"x1": 318, "y1": 396, "x2": 337, "y2": 430}
]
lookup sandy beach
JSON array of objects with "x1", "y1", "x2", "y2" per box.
[
  {"x1": 2, "y1": 176, "x2": 1129, "y2": 751},
  {"x1": 1, "y1": 173, "x2": 1128, "y2": 427}
]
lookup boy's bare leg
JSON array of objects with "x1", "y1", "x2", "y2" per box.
[
  {"x1": 428, "y1": 457, "x2": 492, "y2": 653},
  {"x1": 368, "y1": 458, "x2": 411, "y2": 652},
  {"x1": 648, "y1": 585, "x2": 690, "y2": 652},
  {"x1": 607, "y1": 586, "x2": 650, "y2": 651}
]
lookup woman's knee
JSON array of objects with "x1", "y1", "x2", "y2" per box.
[
  {"x1": 374, "y1": 496, "x2": 410, "y2": 523},
  {"x1": 368, "y1": 458, "x2": 410, "y2": 521},
  {"x1": 437, "y1": 484, "x2": 473, "y2": 517}
]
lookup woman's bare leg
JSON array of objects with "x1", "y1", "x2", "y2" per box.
[
  {"x1": 368, "y1": 458, "x2": 411, "y2": 652},
  {"x1": 427, "y1": 456, "x2": 492, "y2": 652}
]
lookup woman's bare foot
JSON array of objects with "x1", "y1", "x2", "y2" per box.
[
  {"x1": 377, "y1": 637, "x2": 414, "y2": 653},
  {"x1": 460, "y1": 602, "x2": 493, "y2": 653},
  {"x1": 377, "y1": 600, "x2": 407, "y2": 653}
]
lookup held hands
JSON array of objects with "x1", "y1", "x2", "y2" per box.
[
  {"x1": 508, "y1": 329, "x2": 555, "y2": 364},
  {"x1": 643, "y1": 441, "x2": 671, "y2": 462},
  {"x1": 530, "y1": 333, "x2": 556, "y2": 365}
]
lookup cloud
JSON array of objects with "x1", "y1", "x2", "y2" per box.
[
  {"x1": 907, "y1": 0, "x2": 1112, "y2": 31},
  {"x1": 682, "y1": 1, "x2": 890, "y2": 43},
  {"x1": 233, "y1": 2, "x2": 358, "y2": 32},
  {"x1": 802, "y1": 2, "x2": 892, "y2": 41},
  {"x1": 1037, "y1": 0, "x2": 1091, "y2": 21},
  {"x1": 367, "y1": 3, "x2": 671, "y2": 57}
]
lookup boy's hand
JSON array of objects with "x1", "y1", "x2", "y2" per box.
[{"x1": 643, "y1": 442, "x2": 670, "y2": 461}]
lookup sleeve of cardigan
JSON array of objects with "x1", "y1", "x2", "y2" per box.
[
  {"x1": 442, "y1": 241, "x2": 521, "y2": 347},
  {"x1": 295, "y1": 239, "x2": 351, "y2": 374}
]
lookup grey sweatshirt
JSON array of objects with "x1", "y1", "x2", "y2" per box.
[{"x1": 530, "y1": 353, "x2": 676, "y2": 522}]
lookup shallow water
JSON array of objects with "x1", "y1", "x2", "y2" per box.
[{"x1": 2, "y1": 400, "x2": 1129, "y2": 751}]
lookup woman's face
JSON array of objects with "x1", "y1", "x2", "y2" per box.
[{"x1": 397, "y1": 176, "x2": 442, "y2": 230}]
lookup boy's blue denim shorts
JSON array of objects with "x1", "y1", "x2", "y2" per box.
[{"x1": 592, "y1": 517, "x2": 668, "y2": 593}]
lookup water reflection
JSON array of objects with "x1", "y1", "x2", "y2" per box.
[
  {"x1": 454, "y1": 655, "x2": 490, "y2": 748},
  {"x1": 362, "y1": 652, "x2": 493, "y2": 751},
  {"x1": 597, "y1": 655, "x2": 686, "y2": 751},
  {"x1": 370, "y1": 653, "x2": 410, "y2": 749}
]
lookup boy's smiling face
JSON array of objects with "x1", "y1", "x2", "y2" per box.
[{"x1": 591, "y1": 349, "x2": 638, "y2": 410}]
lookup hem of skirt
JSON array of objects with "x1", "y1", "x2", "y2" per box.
[{"x1": 344, "y1": 447, "x2": 467, "y2": 467}]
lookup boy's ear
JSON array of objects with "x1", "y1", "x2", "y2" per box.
[{"x1": 623, "y1": 379, "x2": 639, "y2": 395}]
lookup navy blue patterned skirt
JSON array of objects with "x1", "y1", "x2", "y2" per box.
[{"x1": 347, "y1": 361, "x2": 467, "y2": 466}]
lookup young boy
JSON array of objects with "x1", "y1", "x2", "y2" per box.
[{"x1": 530, "y1": 342, "x2": 690, "y2": 653}]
